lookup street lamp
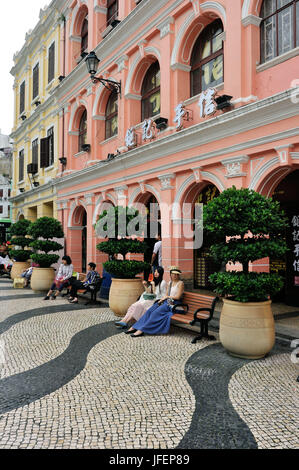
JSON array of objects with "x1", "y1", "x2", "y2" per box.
[{"x1": 85, "y1": 51, "x2": 121, "y2": 95}]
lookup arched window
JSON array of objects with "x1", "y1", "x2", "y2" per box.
[
  {"x1": 105, "y1": 92, "x2": 118, "y2": 139},
  {"x1": 260, "y1": 0, "x2": 299, "y2": 63},
  {"x1": 141, "y1": 61, "x2": 160, "y2": 120},
  {"x1": 81, "y1": 17, "x2": 88, "y2": 55},
  {"x1": 78, "y1": 109, "x2": 87, "y2": 152},
  {"x1": 190, "y1": 19, "x2": 224, "y2": 97}
]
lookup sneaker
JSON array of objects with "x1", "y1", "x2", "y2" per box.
[
  {"x1": 43, "y1": 295, "x2": 50, "y2": 300},
  {"x1": 115, "y1": 321, "x2": 127, "y2": 327}
]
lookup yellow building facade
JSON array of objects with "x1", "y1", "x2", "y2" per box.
[{"x1": 10, "y1": 1, "x2": 62, "y2": 222}]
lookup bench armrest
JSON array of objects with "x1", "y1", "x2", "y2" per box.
[
  {"x1": 193, "y1": 307, "x2": 213, "y2": 321},
  {"x1": 172, "y1": 303, "x2": 189, "y2": 314}
]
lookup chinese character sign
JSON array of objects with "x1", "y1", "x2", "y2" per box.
[
  {"x1": 142, "y1": 119, "x2": 156, "y2": 141},
  {"x1": 125, "y1": 127, "x2": 136, "y2": 148},
  {"x1": 174, "y1": 103, "x2": 186, "y2": 130},
  {"x1": 292, "y1": 215, "x2": 299, "y2": 281},
  {"x1": 198, "y1": 88, "x2": 217, "y2": 118}
]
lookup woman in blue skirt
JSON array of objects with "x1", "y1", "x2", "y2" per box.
[{"x1": 127, "y1": 266, "x2": 184, "y2": 337}]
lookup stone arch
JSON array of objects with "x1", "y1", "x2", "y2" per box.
[
  {"x1": 128, "y1": 184, "x2": 161, "y2": 207},
  {"x1": 16, "y1": 210, "x2": 25, "y2": 221},
  {"x1": 68, "y1": 200, "x2": 87, "y2": 228},
  {"x1": 124, "y1": 48, "x2": 161, "y2": 98},
  {"x1": 92, "y1": 194, "x2": 117, "y2": 226},
  {"x1": 69, "y1": 1, "x2": 88, "y2": 38},
  {"x1": 171, "y1": 2, "x2": 226, "y2": 68},
  {"x1": 172, "y1": 171, "x2": 225, "y2": 220},
  {"x1": 242, "y1": 0, "x2": 263, "y2": 19},
  {"x1": 248, "y1": 156, "x2": 280, "y2": 192},
  {"x1": 256, "y1": 165, "x2": 299, "y2": 198},
  {"x1": 69, "y1": 101, "x2": 87, "y2": 133},
  {"x1": 92, "y1": 79, "x2": 119, "y2": 118}
]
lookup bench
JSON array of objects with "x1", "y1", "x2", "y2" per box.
[
  {"x1": 171, "y1": 292, "x2": 218, "y2": 344},
  {"x1": 62, "y1": 273, "x2": 102, "y2": 305}
]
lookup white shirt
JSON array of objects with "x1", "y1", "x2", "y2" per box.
[
  {"x1": 153, "y1": 240, "x2": 162, "y2": 267},
  {"x1": 0, "y1": 255, "x2": 12, "y2": 266},
  {"x1": 56, "y1": 263, "x2": 74, "y2": 280}
]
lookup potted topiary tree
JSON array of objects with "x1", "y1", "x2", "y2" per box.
[
  {"x1": 28, "y1": 216, "x2": 64, "y2": 291},
  {"x1": 95, "y1": 206, "x2": 150, "y2": 316},
  {"x1": 203, "y1": 186, "x2": 288, "y2": 359},
  {"x1": 8, "y1": 219, "x2": 32, "y2": 279}
]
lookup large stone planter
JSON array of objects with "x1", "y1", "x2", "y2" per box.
[
  {"x1": 30, "y1": 267, "x2": 55, "y2": 292},
  {"x1": 220, "y1": 298, "x2": 275, "y2": 359},
  {"x1": 10, "y1": 261, "x2": 31, "y2": 280},
  {"x1": 109, "y1": 278, "x2": 144, "y2": 317}
]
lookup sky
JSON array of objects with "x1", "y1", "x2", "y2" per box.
[{"x1": 0, "y1": 1, "x2": 49, "y2": 138}]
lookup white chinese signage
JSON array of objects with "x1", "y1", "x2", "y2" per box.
[
  {"x1": 142, "y1": 119, "x2": 157, "y2": 141},
  {"x1": 198, "y1": 87, "x2": 217, "y2": 118},
  {"x1": 292, "y1": 215, "x2": 299, "y2": 281},
  {"x1": 125, "y1": 127, "x2": 137, "y2": 149}
]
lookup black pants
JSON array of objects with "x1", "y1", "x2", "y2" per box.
[{"x1": 69, "y1": 280, "x2": 87, "y2": 298}]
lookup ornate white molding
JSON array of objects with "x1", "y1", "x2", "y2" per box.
[
  {"x1": 85, "y1": 193, "x2": 95, "y2": 205},
  {"x1": 200, "y1": 1, "x2": 227, "y2": 24},
  {"x1": 170, "y1": 63, "x2": 191, "y2": 72},
  {"x1": 158, "y1": 173, "x2": 175, "y2": 190},
  {"x1": 242, "y1": 14, "x2": 262, "y2": 27},
  {"x1": 115, "y1": 185, "x2": 128, "y2": 200},
  {"x1": 221, "y1": 155, "x2": 249, "y2": 178},
  {"x1": 156, "y1": 16, "x2": 174, "y2": 39},
  {"x1": 115, "y1": 54, "x2": 129, "y2": 72}
]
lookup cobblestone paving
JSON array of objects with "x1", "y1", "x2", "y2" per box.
[{"x1": 0, "y1": 278, "x2": 298, "y2": 449}]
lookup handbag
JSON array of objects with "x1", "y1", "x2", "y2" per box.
[{"x1": 55, "y1": 277, "x2": 64, "y2": 289}]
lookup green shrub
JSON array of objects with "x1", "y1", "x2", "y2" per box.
[
  {"x1": 28, "y1": 217, "x2": 64, "y2": 268},
  {"x1": 95, "y1": 206, "x2": 150, "y2": 279},
  {"x1": 203, "y1": 187, "x2": 288, "y2": 302},
  {"x1": 9, "y1": 219, "x2": 32, "y2": 261}
]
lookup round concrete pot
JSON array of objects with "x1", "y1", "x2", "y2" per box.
[
  {"x1": 109, "y1": 278, "x2": 144, "y2": 317},
  {"x1": 30, "y1": 267, "x2": 55, "y2": 292},
  {"x1": 219, "y1": 298, "x2": 275, "y2": 359},
  {"x1": 10, "y1": 261, "x2": 31, "y2": 280}
]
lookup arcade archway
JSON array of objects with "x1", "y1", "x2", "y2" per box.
[{"x1": 271, "y1": 170, "x2": 299, "y2": 306}]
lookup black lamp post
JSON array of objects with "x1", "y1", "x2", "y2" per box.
[{"x1": 85, "y1": 51, "x2": 121, "y2": 95}]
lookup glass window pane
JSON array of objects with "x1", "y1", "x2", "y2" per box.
[
  {"x1": 149, "y1": 91, "x2": 160, "y2": 116},
  {"x1": 212, "y1": 33, "x2": 223, "y2": 53},
  {"x1": 277, "y1": 0, "x2": 292, "y2": 9},
  {"x1": 191, "y1": 68, "x2": 201, "y2": 97},
  {"x1": 278, "y1": 6, "x2": 293, "y2": 55},
  {"x1": 201, "y1": 56, "x2": 223, "y2": 91},
  {"x1": 261, "y1": 0, "x2": 276, "y2": 18},
  {"x1": 261, "y1": 15, "x2": 277, "y2": 62},
  {"x1": 201, "y1": 39, "x2": 211, "y2": 59}
]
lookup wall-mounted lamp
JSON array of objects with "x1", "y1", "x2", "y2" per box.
[
  {"x1": 59, "y1": 157, "x2": 67, "y2": 166},
  {"x1": 58, "y1": 75, "x2": 65, "y2": 82},
  {"x1": 85, "y1": 51, "x2": 121, "y2": 95},
  {"x1": 34, "y1": 100, "x2": 41, "y2": 107},
  {"x1": 20, "y1": 115, "x2": 27, "y2": 121},
  {"x1": 19, "y1": 188, "x2": 25, "y2": 193},
  {"x1": 215, "y1": 95, "x2": 233, "y2": 110},
  {"x1": 107, "y1": 153, "x2": 115, "y2": 161},
  {"x1": 81, "y1": 143, "x2": 91, "y2": 152},
  {"x1": 154, "y1": 117, "x2": 168, "y2": 131},
  {"x1": 33, "y1": 182, "x2": 40, "y2": 187}
]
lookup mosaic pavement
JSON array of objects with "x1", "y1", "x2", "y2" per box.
[{"x1": 0, "y1": 278, "x2": 298, "y2": 449}]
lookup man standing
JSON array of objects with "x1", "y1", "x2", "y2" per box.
[{"x1": 151, "y1": 234, "x2": 162, "y2": 270}]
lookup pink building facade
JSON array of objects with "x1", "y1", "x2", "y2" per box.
[{"x1": 55, "y1": 0, "x2": 299, "y2": 302}]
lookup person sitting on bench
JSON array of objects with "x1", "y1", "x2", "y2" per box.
[{"x1": 68, "y1": 262, "x2": 101, "y2": 303}]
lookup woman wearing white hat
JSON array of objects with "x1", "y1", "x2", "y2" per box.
[{"x1": 126, "y1": 266, "x2": 184, "y2": 337}]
